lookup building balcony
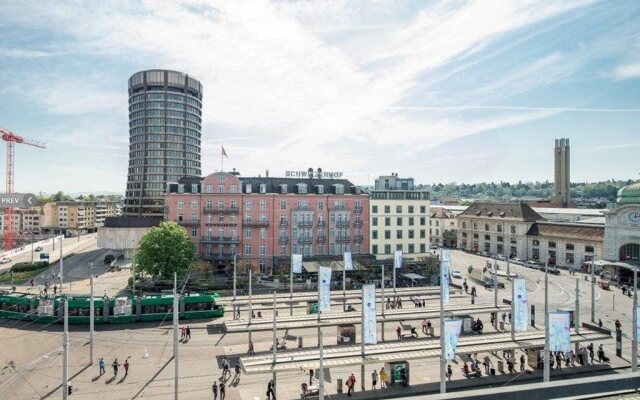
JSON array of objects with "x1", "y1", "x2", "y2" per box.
[
  {"x1": 354, "y1": 206, "x2": 363, "y2": 214},
  {"x1": 279, "y1": 236, "x2": 289, "y2": 244},
  {"x1": 279, "y1": 221, "x2": 289, "y2": 227},
  {"x1": 317, "y1": 221, "x2": 326, "y2": 228},
  {"x1": 335, "y1": 221, "x2": 351, "y2": 227},
  {"x1": 330, "y1": 206, "x2": 350, "y2": 211},
  {"x1": 178, "y1": 219, "x2": 200, "y2": 226},
  {"x1": 201, "y1": 236, "x2": 240, "y2": 244},
  {"x1": 201, "y1": 253, "x2": 235, "y2": 261},
  {"x1": 297, "y1": 221, "x2": 314, "y2": 228},
  {"x1": 293, "y1": 206, "x2": 311, "y2": 211},
  {"x1": 318, "y1": 235, "x2": 327, "y2": 243},
  {"x1": 335, "y1": 236, "x2": 351, "y2": 242},
  {"x1": 244, "y1": 220, "x2": 269, "y2": 227},
  {"x1": 355, "y1": 235, "x2": 364, "y2": 243},
  {"x1": 298, "y1": 236, "x2": 313, "y2": 244},
  {"x1": 203, "y1": 207, "x2": 239, "y2": 214},
  {"x1": 354, "y1": 220, "x2": 363, "y2": 227}
]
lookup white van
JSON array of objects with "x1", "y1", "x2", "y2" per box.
[{"x1": 525, "y1": 260, "x2": 540, "y2": 269}]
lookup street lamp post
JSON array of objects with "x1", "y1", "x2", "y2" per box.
[
  {"x1": 591, "y1": 260, "x2": 595, "y2": 323},
  {"x1": 544, "y1": 260, "x2": 550, "y2": 383},
  {"x1": 633, "y1": 264, "x2": 638, "y2": 372}
]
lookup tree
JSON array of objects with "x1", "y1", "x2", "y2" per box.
[{"x1": 134, "y1": 221, "x2": 196, "y2": 278}]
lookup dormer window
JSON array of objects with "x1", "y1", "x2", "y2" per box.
[
  {"x1": 260, "y1": 184, "x2": 267, "y2": 193},
  {"x1": 280, "y1": 184, "x2": 288, "y2": 194},
  {"x1": 246, "y1": 184, "x2": 252, "y2": 194},
  {"x1": 297, "y1": 183, "x2": 308, "y2": 194},
  {"x1": 316, "y1": 185, "x2": 324, "y2": 194},
  {"x1": 334, "y1": 184, "x2": 344, "y2": 195}
]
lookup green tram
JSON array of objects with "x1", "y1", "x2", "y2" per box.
[{"x1": 0, "y1": 292, "x2": 224, "y2": 325}]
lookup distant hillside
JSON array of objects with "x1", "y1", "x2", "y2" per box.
[{"x1": 425, "y1": 179, "x2": 636, "y2": 203}]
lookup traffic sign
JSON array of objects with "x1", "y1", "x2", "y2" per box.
[
  {"x1": 0, "y1": 193, "x2": 37, "y2": 208},
  {"x1": 40, "y1": 252, "x2": 50, "y2": 260}
]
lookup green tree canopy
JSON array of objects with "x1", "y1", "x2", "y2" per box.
[{"x1": 135, "y1": 221, "x2": 196, "y2": 278}]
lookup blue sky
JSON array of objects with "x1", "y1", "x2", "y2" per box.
[{"x1": 0, "y1": 0, "x2": 638, "y2": 194}]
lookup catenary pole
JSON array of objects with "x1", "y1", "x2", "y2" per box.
[
  {"x1": 319, "y1": 329, "x2": 324, "y2": 400},
  {"x1": 381, "y1": 264, "x2": 385, "y2": 341},
  {"x1": 290, "y1": 264, "x2": 294, "y2": 316},
  {"x1": 591, "y1": 260, "x2": 595, "y2": 322},
  {"x1": 90, "y1": 274, "x2": 94, "y2": 365},
  {"x1": 272, "y1": 291, "x2": 277, "y2": 398},
  {"x1": 544, "y1": 261, "x2": 550, "y2": 383},
  {"x1": 494, "y1": 261, "x2": 498, "y2": 308},
  {"x1": 173, "y1": 273, "x2": 179, "y2": 400},
  {"x1": 633, "y1": 264, "x2": 638, "y2": 372},
  {"x1": 63, "y1": 298, "x2": 69, "y2": 400},
  {"x1": 511, "y1": 276, "x2": 515, "y2": 341},
  {"x1": 440, "y1": 249, "x2": 446, "y2": 394},
  {"x1": 360, "y1": 290, "x2": 365, "y2": 391},
  {"x1": 233, "y1": 252, "x2": 237, "y2": 301},
  {"x1": 575, "y1": 277, "x2": 580, "y2": 354},
  {"x1": 343, "y1": 266, "x2": 346, "y2": 311},
  {"x1": 248, "y1": 269, "x2": 253, "y2": 344},
  {"x1": 59, "y1": 236, "x2": 64, "y2": 291}
]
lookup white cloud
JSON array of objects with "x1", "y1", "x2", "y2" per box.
[
  {"x1": 0, "y1": 47, "x2": 52, "y2": 58},
  {"x1": 613, "y1": 62, "x2": 640, "y2": 80}
]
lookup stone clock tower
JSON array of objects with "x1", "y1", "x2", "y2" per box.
[{"x1": 603, "y1": 182, "x2": 640, "y2": 262}]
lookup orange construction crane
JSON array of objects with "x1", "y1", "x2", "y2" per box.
[{"x1": 0, "y1": 128, "x2": 46, "y2": 250}]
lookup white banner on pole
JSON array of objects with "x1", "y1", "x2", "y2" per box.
[
  {"x1": 549, "y1": 312, "x2": 571, "y2": 353},
  {"x1": 394, "y1": 250, "x2": 403, "y2": 269},
  {"x1": 513, "y1": 278, "x2": 528, "y2": 332},
  {"x1": 318, "y1": 266, "x2": 332, "y2": 313},
  {"x1": 636, "y1": 305, "x2": 640, "y2": 342},
  {"x1": 444, "y1": 319, "x2": 462, "y2": 360},
  {"x1": 441, "y1": 249, "x2": 451, "y2": 303},
  {"x1": 291, "y1": 254, "x2": 303, "y2": 274},
  {"x1": 344, "y1": 252, "x2": 353, "y2": 271},
  {"x1": 363, "y1": 284, "x2": 377, "y2": 344}
]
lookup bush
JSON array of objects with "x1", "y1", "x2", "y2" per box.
[
  {"x1": 104, "y1": 254, "x2": 115, "y2": 264},
  {"x1": 10, "y1": 261, "x2": 49, "y2": 272}
]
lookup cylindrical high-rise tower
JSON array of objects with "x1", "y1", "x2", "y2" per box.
[{"x1": 124, "y1": 70, "x2": 203, "y2": 217}]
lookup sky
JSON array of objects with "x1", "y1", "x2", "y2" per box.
[{"x1": 0, "y1": 0, "x2": 639, "y2": 194}]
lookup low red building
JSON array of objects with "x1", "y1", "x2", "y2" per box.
[{"x1": 165, "y1": 171, "x2": 370, "y2": 274}]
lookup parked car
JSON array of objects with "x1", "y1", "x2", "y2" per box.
[
  {"x1": 430, "y1": 244, "x2": 439, "y2": 249},
  {"x1": 548, "y1": 268, "x2": 561, "y2": 275},
  {"x1": 0, "y1": 257, "x2": 11, "y2": 264},
  {"x1": 496, "y1": 255, "x2": 506, "y2": 261},
  {"x1": 483, "y1": 278, "x2": 505, "y2": 289},
  {"x1": 34, "y1": 246, "x2": 43, "y2": 252},
  {"x1": 451, "y1": 270, "x2": 462, "y2": 279},
  {"x1": 511, "y1": 258, "x2": 524, "y2": 266},
  {"x1": 480, "y1": 252, "x2": 490, "y2": 257},
  {"x1": 525, "y1": 260, "x2": 540, "y2": 269}
]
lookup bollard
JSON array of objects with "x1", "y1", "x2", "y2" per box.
[
  {"x1": 298, "y1": 337, "x2": 303, "y2": 349},
  {"x1": 337, "y1": 377, "x2": 343, "y2": 394}
]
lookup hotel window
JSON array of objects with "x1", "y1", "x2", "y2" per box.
[
  {"x1": 260, "y1": 214, "x2": 267, "y2": 222},
  {"x1": 372, "y1": 245, "x2": 378, "y2": 254},
  {"x1": 245, "y1": 244, "x2": 252, "y2": 255},
  {"x1": 259, "y1": 244, "x2": 266, "y2": 256},
  {"x1": 420, "y1": 244, "x2": 426, "y2": 253},
  {"x1": 511, "y1": 225, "x2": 516, "y2": 234},
  {"x1": 372, "y1": 217, "x2": 378, "y2": 226},
  {"x1": 372, "y1": 231, "x2": 378, "y2": 239},
  {"x1": 462, "y1": 222, "x2": 467, "y2": 229},
  {"x1": 231, "y1": 200, "x2": 237, "y2": 210},
  {"x1": 420, "y1": 230, "x2": 426, "y2": 239},
  {"x1": 230, "y1": 214, "x2": 237, "y2": 223},
  {"x1": 230, "y1": 185, "x2": 237, "y2": 193},
  {"x1": 280, "y1": 184, "x2": 287, "y2": 194},
  {"x1": 409, "y1": 217, "x2": 414, "y2": 226},
  {"x1": 408, "y1": 206, "x2": 414, "y2": 213},
  {"x1": 396, "y1": 205, "x2": 402, "y2": 213},
  {"x1": 191, "y1": 212, "x2": 197, "y2": 222},
  {"x1": 566, "y1": 253, "x2": 574, "y2": 264},
  {"x1": 372, "y1": 205, "x2": 378, "y2": 213},
  {"x1": 260, "y1": 184, "x2": 266, "y2": 193},
  {"x1": 497, "y1": 225, "x2": 502, "y2": 233},
  {"x1": 206, "y1": 214, "x2": 213, "y2": 223},
  {"x1": 408, "y1": 244, "x2": 415, "y2": 253},
  {"x1": 420, "y1": 206, "x2": 426, "y2": 213},
  {"x1": 497, "y1": 236, "x2": 503, "y2": 242},
  {"x1": 384, "y1": 244, "x2": 391, "y2": 254},
  {"x1": 318, "y1": 201, "x2": 324, "y2": 210},
  {"x1": 245, "y1": 228, "x2": 252, "y2": 238},
  {"x1": 473, "y1": 223, "x2": 478, "y2": 230},
  {"x1": 408, "y1": 230, "x2": 414, "y2": 239},
  {"x1": 484, "y1": 224, "x2": 489, "y2": 231},
  {"x1": 473, "y1": 233, "x2": 478, "y2": 239},
  {"x1": 585, "y1": 245, "x2": 594, "y2": 253},
  {"x1": 566, "y1": 243, "x2": 575, "y2": 251},
  {"x1": 297, "y1": 184, "x2": 307, "y2": 194},
  {"x1": 218, "y1": 186, "x2": 225, "y2": 193},
  {"x1": 206, "y1": 200, "x2": 213, "y2": 209},
  {"x1": 548, "y1": 241, "x2": 556, "y2": 248},
  {"x1": 396, "y1": 244, "x2": 403, "y2": 251},
  {"x1": 397, "y1": 217, "x2": 403, "y2": 226},
  {"x1": 245, "y1": 201, "x2": 253, "y2": 210},
  {"x1": 280, "y1": 200, "x2": 287, "y2": 210},
  {"x1": 259, "y1": 200, "x2": 266, "y2": 210},
  {"x1": 385, "y1": 230, "x2": 391, "y2": 239},
  {"x1": 334, "y1": 184, "x2": 344, "y2": 194},
  {"x1": 420, "y1": 217, "x2": 426, "y2": 226},
  {"x1": 191, "y1": 184, "x2": 198, "y2": 193},
  {"x1": 384, "y1": 205, "x2": 390, "y2": 213},
  {"x1": 218, "y1": 200, "x2": 224, "y2": 209},
  {"x1": 191, "y1": 201, "x2": 198, "y2": 209},
  {"x1": 259, "y1": 260, "x2": 267, "y2": 274},
  {"x1": 218, "y1": 214, "x2": 224, "y2": 223},
  {"x1": 385, "y1": 217, "x2": 390, "y2": 226},
  {"x1": 280, "y1": 246, "x2": 287, "y2": 256},
  {"x1": 177, "y1": 201, "x2": 184, "y2": 209},
  {"x1": 245, "y1": 214, "x2": 252, "y2": 222},
  {"x1": 511, "y1": 238, "x2": 517, "y2": 244},
  {"x1": 246, "y1": 184, "x2": 252, "y2": 194},
  {"x1": 191, "y1": 228, "x2": 197, "y2": 237}
]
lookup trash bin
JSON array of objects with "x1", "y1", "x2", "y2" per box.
[
  {"x1": 337, "y1": 378, "x2": 343, "y2": 394},
  {"x1": 298, "y1": 337, "x2": 303, "y2": 348}
]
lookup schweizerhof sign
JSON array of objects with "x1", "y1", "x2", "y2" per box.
[{"x1": 285, "y1": 168, "x2": 343, "y2": 179}]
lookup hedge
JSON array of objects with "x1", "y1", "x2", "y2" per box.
[{"x1": 10, "y1": 261, "x2": 49, "y2": 272}]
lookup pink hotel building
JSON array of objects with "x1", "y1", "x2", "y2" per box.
[{"x1": 164, "y1": 171, "x2": 370, "y2": 274}]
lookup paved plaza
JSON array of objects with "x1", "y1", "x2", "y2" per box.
[{"x1": 0, "y1": 249, "x2": 636, "y2": 399}]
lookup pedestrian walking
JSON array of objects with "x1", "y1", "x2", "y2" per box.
[
  {"x1": 186, "y1": 325, "x2": 191, "y2": 340},
  {"x1": 98, "y1": 358, "x2": 105, "y2": 375},
  {"x1": 371, "y1": 369, "x2": 378, "y2": 389},
  {"x1": 401, "y1": 367, "x2": 407, "y2": 387},
  {"x1": 219, "y1": 381, "x2": 225, "y2": 400},
  {"x1": 112, "y1": 359, "x2": 120, "y2": 376},
  {"x1": 447, "y1": 364, "x2": 452, "y2": 381},
  {"x1": 379, "y1": 367, "x2": 387, "y2": 389},
  {"x1": 587, "y1": 343, "x2": 595, "y2": 363},
  {"x1": 555, "y1": 353, "x2": 562, "y2": 370},
  {"x1": 53, "y1": 285, "x2": 57, "y2": 295},
  {"x1": 212, "y1": 381, "x2": 218, "y2": 400},
  {"x1": 520, "y1": 354, "x2": 525, "y2": 372},
  {"x1": 234, "y1": 362, "x2": 241, "y2": 381},
  {"x1": 124, "y1": 359, "x2": 130, "y2": 377},
  {"x1": 180, "y1": 326, "x2": 186, "y2": 340},
  {"x1": 267, "y1": 379, "x2": 276, "y2": 399},
  {"x1": 347, "y1": 373, "x2": 356, "y2": 396},
  {"x1": 422, "y1": 319, "x2": 428, "y2": 334},
  {"x1": 221, "y1": 358, "x2": 230, "y2": 378},
  {"x1": 396, "y1": 325, "x2": 402, "y2": 340},
  {"x1": 248, "y1": 341, "x2": 255, "y2": 356},
  {"x1": 309, "y1": 369, "x2": 314, "y2": 385}
]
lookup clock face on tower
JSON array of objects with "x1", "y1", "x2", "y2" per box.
[{"x1": 629, "y1": 212, "x2": 640, "y2": 224}]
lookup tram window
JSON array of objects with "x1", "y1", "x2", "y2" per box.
[
  {"x1": 1, "y1": 302, "x2": 29, "y2": 313},
  {"x1": 142, "y1": 305, "x2": 171, "y2": 314},
  {"x1": 185, "y1": 302, "x2": 212, "y2": 312}
]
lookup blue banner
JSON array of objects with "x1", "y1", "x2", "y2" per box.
[
  {"x1": 513, "y1": 278, "x2": 528, "y2": 332},
  {"x1": 549, "y1": 312, "x2": 571, "y2": 353},
  {"x1": 444, "y1": 319, "x2": 462, "y2": 360},
  {"x1": 441, "y1": 249, "x2": 450, "y2": 303},
  {"x1": 394, "y1": 250, "x2": 403, "y2": 269},
  {"x1": 291, "y1": 254, "x2": 303, "y2": 274},
  {"x1": 363, "y1": 284, "x2": 377, "y2": 344},
  {"x1": 318, "y1": 266, "x2": 332, "y2": 313}
]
